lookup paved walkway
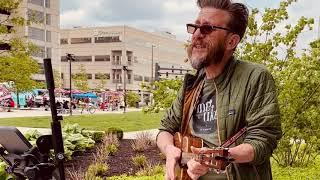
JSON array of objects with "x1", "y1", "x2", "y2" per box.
[
  {"x1": 16, "y1": 127, "x2": 159, "y2": 140},
  {"x1": 0, "y1": 107, "x2": 141, "y2": 118}
]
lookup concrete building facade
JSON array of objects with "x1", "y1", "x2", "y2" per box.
[{"x1": 59, "y1": 26, "x2": 189, "y2": 100}]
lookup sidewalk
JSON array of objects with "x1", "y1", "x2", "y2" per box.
[{"x1": 16, "y1": 127, "x2": 159, "y2": 140}]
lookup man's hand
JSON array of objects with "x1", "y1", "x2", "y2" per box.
[
  {"x1": 186, "y1": 146, "x2": 210, "y2": 180},
  {"x1": 164, "y1": 144, "x2": 181, "y2": 180}
]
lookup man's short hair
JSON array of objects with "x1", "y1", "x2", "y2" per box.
[{"x1": 197, "y1": 0, "x2": 249, "y2": 40}]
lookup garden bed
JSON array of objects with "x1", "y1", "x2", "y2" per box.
[{"x1": 65, "y1": 138, "x2": 165, "y2": 179}]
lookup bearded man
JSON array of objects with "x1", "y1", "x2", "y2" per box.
[{"x1": 156, "y1": 0, "x2": 282, "y2": 179}]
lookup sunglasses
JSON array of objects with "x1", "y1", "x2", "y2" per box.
[{"x1": 186, "y1": 23, "x2": 232, "y2": 35}]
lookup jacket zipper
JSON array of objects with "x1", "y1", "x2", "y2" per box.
[{"x1": 213, "y1": 80, "x2": 231, "y2": 180}]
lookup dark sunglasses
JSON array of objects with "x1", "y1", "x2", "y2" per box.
[{"x1": 186, "y1": 23, "x2": 232, "y2": 35}]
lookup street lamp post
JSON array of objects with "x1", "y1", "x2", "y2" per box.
[
  {"x1": 151, "y1": 45, "x2": 155, "y2": 83},
  {"x1": 66, "y1": 53, "x2": 75, "y2": 116},
  {"x1": 122, "y1": 66, "x2": 128, "y2": 113}
]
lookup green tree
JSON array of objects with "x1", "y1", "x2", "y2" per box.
[
  {"x1": 126, "y1": 91, "x2": 140, "y2": 107},
  {"x1": 53, "y1": 69, "x2": 63, "y2": 88},
  {"x1": 236, "y1": 0, "x2": 320, "y2": 167},
  {"x1": 0, "y1": 0, "x2": 40, "y2": 92},
  {"x1": 94, "y1": 72, "x2": 108, "y2": 91},
  {"x1": 142, "y1": 78, "x2": 182, "y2": 113},
  {"x1": 72, "y1": 64, "x2": 90, "y2": 92}
]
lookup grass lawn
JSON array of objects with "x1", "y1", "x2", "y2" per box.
[{"x1": 0, "y1": 111, "x2": 164, "y2": 132}]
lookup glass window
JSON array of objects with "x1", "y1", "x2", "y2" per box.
[
  {"x1": 95, "y1": 55, "x2": 110, "y2": 62},
  {"x1": 32, "y1": 46, "x2": 45, "y2": 58},
  {"x1": 45, "y1": 14, "x2": 51, "y2": 25},
  {"x1": 28, "y1": 0, "x2": 43, "y2": 7},
  {"x1": 87, "y1": 74, "x2": 92, "y2": 79},
  {"x1": 27, "y1": 9, "x2": 44, "y2": 23},
  {"x1": 29, "y1": 27, "x2": 45, "y2": 41},
  {"x1": 45, "y1": 0, "x2": 50, "y2": 8},
  {"x1": 94, "y1": 36, "x2": 121, "y2": 43},
  {"x1": 46, "y1": 30, "x2": 51, "y2": 42},
  {"x1": 0, "y1": 43, "x2": 10, "y2": 50},
  {"x1": 61, "y1": 56, "x2": 67, "y2": 62},
  {"x1": 46, "y1": 47, "x2": 52, "y2": 58},
  {"x1": 75, "y1": 56, "x2": 92, "y2": 62},
  {"x1": 60, "y1": 38, "x2": 68, "y2": 45},
  {"x1": 134, "y1": 74, "x2": 143, "y2": 81},
  {"x1": 95, "y1": 73, "x2": 110, "y2": 79},
  {"x1": 144, "y1": 76, "x2": 151, "y2": 82},
  {"x1": 70, "y1": 37, "x2": 91, "y2": 44}
]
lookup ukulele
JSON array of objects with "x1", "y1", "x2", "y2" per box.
[{"x1": 173, "y1": 132, "x2": 230, "y2": 180}]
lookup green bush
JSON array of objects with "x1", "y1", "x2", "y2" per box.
[
  {"x1": 0, "y1": 162, "x2": 14, "y2": 180},
  {"x1": 105, "y1": 144, "x2": 118, "y2": 156},
  {"x1": 131, "y1": 155, "x2": 147, "y2": 169},
  {"x1": 82, "y1": 130, "x2": 105, "y2": 142},
  {"x1": 126, "y1": 91, "x2": 140, "y2": 107},
  {"x1": 87, "y1": 163, "x2": 109, "y2": 177},
  {"x1": 105, "y1": 127, "x2": 123, "y2": 140}
]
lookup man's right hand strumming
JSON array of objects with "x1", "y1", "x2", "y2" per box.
[{"x1": 164, "y1": 144, "x2": 181, "y2": 180}]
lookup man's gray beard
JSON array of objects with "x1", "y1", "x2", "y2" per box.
[{"x1": 189, "y1": 43, "x2": 225, "y2": 70}]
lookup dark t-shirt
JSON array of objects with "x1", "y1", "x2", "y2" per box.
[{"x1": 190, "y1": 78, "x2": 220, "y2": 147}]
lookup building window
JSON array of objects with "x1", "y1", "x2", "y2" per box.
[
  {"x1": 0, "y1": 43, "x2": 11, "y2": 50},
  {"x1": 144, "y1": 76, "x2": 151, "y2": 82},
  {"x1": 95, "y1": 55, "x2": 110, "y2": 62},
  {"x1": 45, "y1": 14, "x2": 51, "y2": 25},
  {"x1": 87, "y1": 74, "x2": 92, "y2": 79},
  {"x1": 95, "y1": 73, "x2": 110, "y2": 79},
  {"x1": 61, "y1": 73, "x2": 64, "y2": 79},
  {"x1": 94, "y1": 36, "x2": 121, "y2": 43},
  {"x1": 28, "y1": 0, "x2": 43, "y2": 7},
  {"x1": 75, "y1": 56, "x2": 92, "y2": 62},
  {"x1": 61, "y1": 56, "x2": 67, "y2": 62},
  {"x1": 70, "y1": 37, "x2": 92, "y2": 44},
  {"x1": 45, "y1": 0, "x2": 50, "y2": 8},
  {"x1": 27, "y1": 9, "x2": 44, "y2": 23},
  {"x1": 60, "y1": 38, "x2": 68, "y2": 44},
  {"x1": 28, "y1": 27, "x2": 45, "y2": 41},
  {"x1": 46, "y1": 47, "x2": 52, "y2": 58},
  {"x1": 46, "y1": 30, "x2": 51, "y2": 42},
  {"x1": 134, "y1": 75, "x2": 143, "y2": 81},
  {"x1": 32, "y1": 46, "x2": 45, "y2": 58}
]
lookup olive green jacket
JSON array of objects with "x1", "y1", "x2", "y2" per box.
[{"x1": 158, "y1": 57, "x2": 282, "y2": 180}]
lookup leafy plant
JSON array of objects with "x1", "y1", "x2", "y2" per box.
[
  {"x1": 126, "y1": 91, "x2": 140, "y2": 107},
  {"x1": 130, "y1": 131, "x2": 154, "y2": 152},
  {"x1": 87, "y1": 163, "x2": 109, "y2": 177},
  {"x1": 0, "y1": 162, "x2": 14, "y2": 180},
  {"x1": 135, "y1": 164, "x2": 164, "y2": 176},
  {"x1": 105, "y1": 127, "x2": 123, "y2": 140},
  {"x1": 131, "y1": 155, "x2": 147, "y2": 169},
  {"x1": 105, "y1": 144, "x2": 118, "y2": 156}
]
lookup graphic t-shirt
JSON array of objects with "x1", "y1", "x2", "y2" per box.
[{"x1": 191, "y1": 78, "x2": 220, "y2": 147}]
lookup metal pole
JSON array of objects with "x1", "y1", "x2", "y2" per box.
[
  {"x1": 151, "y1": 45, "x2": 154, "y2": 83},
  {"x1": 68, "y1": 55, "x2": 72, "y2": 116},
  {"x1": 123, "y1": 66, "x2": 127, "y2": 113}
]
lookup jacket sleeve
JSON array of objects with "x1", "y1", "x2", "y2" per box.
[
  {"x1": 243, "y1": 69, "x2": 282, "y2": 165},
  {"x1": 158, "y1": 86, "x2": 184, "y2": 135}
]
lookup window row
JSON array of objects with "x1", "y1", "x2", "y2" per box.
[
  {"x1": 60, "y1": 36, "x2": 121, "y2": 45},
  {"x1": 28, "y1": 27, "x2": 51, "y2": 42},
  {"x1": 27, "y1": 9, "x2": 51, "y2": 25},
  {"x1": 70, "y1": 73, "x2": 111, "y2": 80},
  {"x1": 28, "y1": 0, "x2": 50, "y2": 8},
  {"x1": 61, "y1": 55, "x2": 112, "y2": 62}
]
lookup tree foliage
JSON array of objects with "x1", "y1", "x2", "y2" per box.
[
  {"x1": 53, "y1": 69, "x2": 63, "y2": 88},
  {"x1": 236, "y1": 0, "x2": 320, "y2": 167},
  {"x1": 142, "y1": 78, "x2": 182, "y2": 113},
  {"x1": 94, "y1": 72, "x2": 108, "y2": 91},
  {"x1": 126, "y1": 91, "x2": 140, "y2": 107},
  {"x1": 72, "y1": 65, "x2": 90, "y2": 92},
  {"x1": 0, "y1": 0, "x2": 40, "y2": 92}
]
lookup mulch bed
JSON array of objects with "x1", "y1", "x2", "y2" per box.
[{"x1": 64, "y1": 139, "x2": 165, "y2": 179}]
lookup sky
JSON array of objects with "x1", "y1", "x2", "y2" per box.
[{"x1": 60, "y1": 0, "x2": 319, "y2": 48}]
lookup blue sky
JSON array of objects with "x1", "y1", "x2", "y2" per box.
[{"x1": 60, "y1": 0, "x2": 319, "y2": 49}]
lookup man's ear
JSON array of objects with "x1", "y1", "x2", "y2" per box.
[{"x1": 226, "y1": 34, "x2": 240, "y2": 50}]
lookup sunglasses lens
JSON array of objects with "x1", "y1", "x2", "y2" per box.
[
  {"x1": 200, "y1": 25, "x2": 213, "y2": 34},
  {"x1": 187, "y1": 25, "x2": 196, "y2": 34}
]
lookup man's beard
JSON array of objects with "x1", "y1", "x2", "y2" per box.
[{"x1": 188, "y1": 40, "x2": 225, "y2": 70}]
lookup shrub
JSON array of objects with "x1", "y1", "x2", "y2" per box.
[
  {"x1": 105, "y1": 127, "x2": 124, "y2": 140},
  {"x1": 87, "y1": 163, "x2": 109, "y2": 177},
  {"x1": 130, "y1": 131, "x2": 154, "y2": 152},
  {"x1": 126, "y1": 91, "x2": 140, "y2": 107},
  {"x1": 103, "y1": 133, "x2": 119, "y2": 148},
  {"x1": 132, "y1": 155, "x2": 147, "y2": 169},
  {"x1": 135, "y1": 164, "x2": 164, "y2": 176},
  {"x1": 105, "y1": 144, "x2": 118, "y2": 156}
]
